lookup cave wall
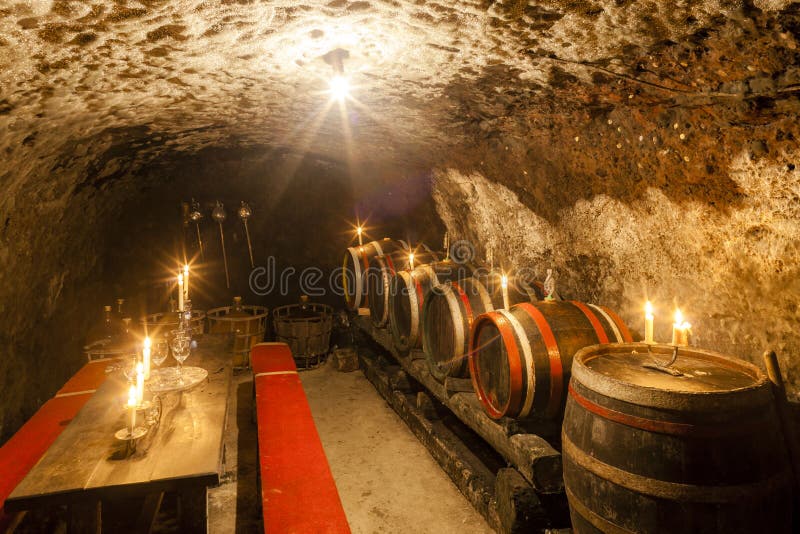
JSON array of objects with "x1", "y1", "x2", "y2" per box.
[{"x1": 432, "y1": 2, "x2": 800, "y2": 395}]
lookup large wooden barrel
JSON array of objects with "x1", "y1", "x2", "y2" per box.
[
  {"x1": 388, "y1": 260, "x2": 478, "y2": 352},
  {"x1": 422, "y1": 272, "x2": 544, "y2": 381},
  {"x1": 342, "y1": 238, "x2": 410, "y2": 310},
  {"x1": 468, "y1": 300, "x2": 632, "y2": 420},
  {"x1": 367, "y1": 250, "x2": 441, "y2": 328},
  {"x1": 563, "y1": 343, "x2": 793, "y2": 533}
]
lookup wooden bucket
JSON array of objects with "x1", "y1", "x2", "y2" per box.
[
  {"x1": 342, "y1": 238, "x2": 411, "y2": 310},
  {"x1": 468, "y1": 300, "x2": 631, "y2": 420},
  {"x1": 422, "y1": 272, "x2": 543, "y2": 381},
  {"x1": 140, "y1": 310, "x2": 206, "y2": 340},
  {"x1": 388, "y1": 260, "x2": 478, "y2": 353},
  {"x1": 206, "y1": 305, "x2": 268, "y2": 368},
  {"x1": 367, "y1": 250, "x2": 440, "y2": 328},
  {"x1": 273, "y1": 303, "x2": 333, "y2": 369},
  {"x1": 563, "y1": 343, "x2": 793, "y2": 533}
]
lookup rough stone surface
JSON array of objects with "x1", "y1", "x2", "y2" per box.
[{"x1": 2, "y1": 0, "x2": 800, "y2": 441}]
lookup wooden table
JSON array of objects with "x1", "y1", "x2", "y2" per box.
[{"x1": 5, "y1": 347, "x2": 231, "y2": 533}]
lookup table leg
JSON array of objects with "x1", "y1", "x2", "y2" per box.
[
  {"x1": 69, "y1": 499, "x2": 101, "y2": 534},
  {"x1": 178, "y1": 486, "x2": 207, "y2": 533}
]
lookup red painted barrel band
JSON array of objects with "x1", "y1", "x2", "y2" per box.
[
  {"x1": 516, "y1": 303, "x2": 563, "y2": 417},
  {"x1": 451, "y1": 282, "x2": 474, "y2": 327},
  {"x1": 600, "y1": 306, "x2": 633, "y2": 342},
  {"x1": 385, "y1": 255, "x2": 396, "y2": 274},
  {"x1": 471, "y1": 312, "x2": 523, "y2": 418},
  {"x1": 412, "y1": 275, "x2": 425, "y2": 311},
  {"x1": 570, "y1": 301, "x2": 610, "y2": 344},
  {"x1": 568, "y1": 384, "x2": 765, "y2": 438}
]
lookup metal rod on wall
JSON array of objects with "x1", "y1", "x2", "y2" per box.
[
  {"x1": 238, "y1": 201, "x2": 255, "y2": 269},
  {"x1": 212, "y1": 201, "x2": 230, "y2": 289},
  {"x1": 189, "y1": 199, "x2": 204, "y2": 260}
]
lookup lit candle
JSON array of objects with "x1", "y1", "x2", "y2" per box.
[
  {"x1": 136, "y1": 362, "x2": 144, "y2": 404},
  {"x1": 409, "y1": 252, "x2": 415, "y2": 270},
  {"x1": 183, "y1": 264, "x2": 190, "y2": 302},
  {"x1": 645, "y1": 301, "x2": 654, "y2": 344},
  {"x1": 143, "y1": 337, "x2": 151, "y2": 380},
  {"x1": 501, "y1": 274, "x2": 510, "y2": 309},
  {"x1": 177, "y1": 273, "x2": 184, "y2": 312},
  {"x1": 128, "y1": 385, "x2": 137, "y2": 433},
  {"x1": 357, "y1": 225, "x2": 363, "y2": 247},
  {"x1": 671, "y1": 308, "x2": 691, "y2": 346}
]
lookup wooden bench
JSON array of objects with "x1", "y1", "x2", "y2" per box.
[
  {"x1": 251, "y1": 342, "x2": 350, "y2": 534},
  {"x1": 0, "y1": 358, "x2": 114, "y2": 531}
]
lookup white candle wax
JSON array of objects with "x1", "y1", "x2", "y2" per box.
[
  {"x1": 177, "y1": 273, "x2": 184, "y2": 312},
  {"x1": 645, "y1": 301, "x2": 654, "y2": 344},
  {"x1": 409, "y1": 252, "x2": 415, "y2": 270},
  {"x1": 357, "y1": 226, "x2": 363, "y2": 247},
  {"x1": 183, "y1": 264, "x2": 190, "y2": 302},
  {"x1": 671, "y1": 309, "x2": 691, "y2": 346},
  {"x1": 501, "y1": 274, "x2": 510, "y2": 309},
  {"x1": 143, "y1": 337, "x2": 151, "y2": 380},
  {"x1": 128, "y1": 386, "x2": 137, "y2": 432},
  {"x1": 136, "y1": 363, "x2": 144, "y2": 404}
]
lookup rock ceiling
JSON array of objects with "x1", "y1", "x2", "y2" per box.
[{"x1": 1, "y1": 0, "x2": 798, "y2": 207}]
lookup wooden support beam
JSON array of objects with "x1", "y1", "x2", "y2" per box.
[{"x1": 356, "y1": 316, "x2": 564, "y2": 493}]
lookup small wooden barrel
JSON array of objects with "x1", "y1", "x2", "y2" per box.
[
  {"x1": 388, "y1": 260, "x2": 478, "y2": 352},
  {"x1": 468, "y1": 300, "x2": 631, "y2": 420},
  {"x1": 563, "y1": 343, "x2": 793, "y2": 533},
  {"x1": 342, "y1": 238, "x2": 411, "y2": 310},
  {"x1": 206, "y1": 305, "x2": 269, "y2": 368},
  {"x1": 140, "y1": 310, "x2": 206, "y2": 339},
  {"x1": 422, "y1": 272, "x2": 544, "y2": 381},
  {"x1": 274, "y1": 303, "x2": 334, "y2": 369},
  {"x1": 367, "y1": 250, "x2": 441, "y2": 328}
]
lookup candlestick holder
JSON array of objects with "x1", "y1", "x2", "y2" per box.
[
  {"x1": 643, "y1": 345, "x2": 684, "y2": 377},
  {"x1": 238, "y1": 201, "x2": 255, "y2": 269},
  {"x1": 189, "y1": 199, "x2": 204, "y2": 260},
  {"x1": 212, "y1": 201, "x2": 230, "y2": 288}
]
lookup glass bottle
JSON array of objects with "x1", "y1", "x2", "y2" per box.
[
  {"x1": 103, "y1": 305, "x2": 114, "y2": 340},
  {"x1": 232, "y1": 296, "x2": 244, "y2": 315}
]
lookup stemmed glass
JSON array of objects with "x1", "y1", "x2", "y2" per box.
[
  {"x1": 169, "y1": 329, "x2": 191, "y2": 384},
  {"x1": 151, "y1": 338, "x2": 169, "y2": 384}
]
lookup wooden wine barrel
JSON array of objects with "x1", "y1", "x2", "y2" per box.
[
  {"x1": 468, "y1": 300, "x2": 632, "y2": 420},
  {"x1": 422, "y1": 272, "x2": 544, "y2": 381},
  {"x1": 367, "y1": 250, "x2": 441, "y2": 328},
  {"x1": 342, "y1": 238, "x2": 410, "y2": 310},
  {"x1": 388, "y1": 260, "x2": 478, "y2": 352},
  {"x1": 563, "y1": 343, "x2": 793, "y2": 533}
]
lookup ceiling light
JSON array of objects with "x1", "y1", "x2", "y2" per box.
[{"x1": 328, "y1": 75, "x2": 350, "y2": 102}]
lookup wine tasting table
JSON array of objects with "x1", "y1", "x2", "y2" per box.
[{"x1": 5, "y1": 348, "x2": 231, "y2": 533}]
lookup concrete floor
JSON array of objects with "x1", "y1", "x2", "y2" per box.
[
  {"x1": 207, "y1": 352, "x2": 492, "y2": 533},
  {"x1": 301, "y1": 360, "x2": 493, "y2": 534}
]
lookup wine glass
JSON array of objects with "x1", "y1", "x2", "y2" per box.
[
  {"x1": 151, "y1": 339, "x2": 169, "y2": 384},
  {"x1": 169, "y1": 329, "x2": 191, "y2": 383}
]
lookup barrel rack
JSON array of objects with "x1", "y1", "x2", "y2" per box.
[{"x1": 353, "y1": 315, "x2": 571, "y2": 533}]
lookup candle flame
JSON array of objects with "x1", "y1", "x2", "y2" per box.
[
  {"x1": 128, "y1": 386, "x2": 137, "y2": 407},
  {"x1": 645, "y1": 301, "x2": 653, "y2": 315},
  {"x1": 357, "y1": 226, "x2": 362, "y2": 235},
  {"x1": 501, "y1": 274, "x2": 508, "y2": 288},
  {"x1": 674, "y1": 308, "x2": 683, "y2": 325},
  {"x1": 143, "y1": 337, "x2": 151, "y2": 349},
  {"x1": 184, "y1": 264, "x2": 189, "y2": 276},
  {"x1": 136, "y1": 362, "x2": 143, "y2": 374},
  {"x1": 409, "y1": 252, "x2": 415, "y2": 262}
]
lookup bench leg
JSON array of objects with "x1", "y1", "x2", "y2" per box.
[
  {"x1": 178, "y1": 487, "x2": 207, "y2": 533},
  {"x1": 69, "y1": 499, "x2": 101, "y2": 534}
]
